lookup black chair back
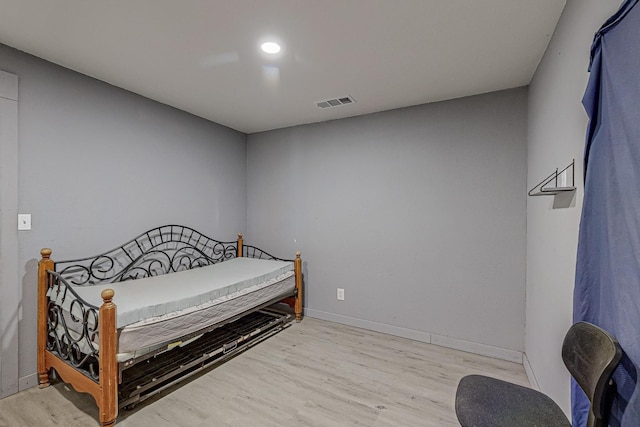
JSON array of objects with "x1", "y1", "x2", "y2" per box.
[{"x1": 561, "y1": 322, "x2": 622, "y2": 427}]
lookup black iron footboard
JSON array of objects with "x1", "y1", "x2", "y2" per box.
[{"x1": 45, "y1": 270, "x2": 101, "y2": 381}]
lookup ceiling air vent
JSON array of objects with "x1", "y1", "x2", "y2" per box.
[{"x1": 316, "y1": 95, "x2": 356, "y2": 109}]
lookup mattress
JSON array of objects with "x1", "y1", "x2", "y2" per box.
[
  {"x1": 49, "y1": 257, "x2": 295, "y2": 360},
  {"x1": 117, "y1": 273, "x2": 294, "y2": 354}
]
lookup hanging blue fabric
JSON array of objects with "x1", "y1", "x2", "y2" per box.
[{"x1": 576, "y1": 1, "x2": 640, "y2": 426}]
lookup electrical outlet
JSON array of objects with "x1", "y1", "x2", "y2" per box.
[
  {"x1": 18, "y1": 214, "x2": 31, "y2": 230},
  {"x1": 337, "y1": 288, "x2": 345, "y2": 301}
]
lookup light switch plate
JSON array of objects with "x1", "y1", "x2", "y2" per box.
[{"x1": 18, "y1": 214, "x2": 31, "y2": 230}]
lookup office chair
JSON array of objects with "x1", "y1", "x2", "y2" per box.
[{"x1": 455, "y1": 321, "x2": 622, "y2": 427}]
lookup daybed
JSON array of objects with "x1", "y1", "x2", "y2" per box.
[{"x1": 37, "y1": 225, "x2": 302, "y2": 426}]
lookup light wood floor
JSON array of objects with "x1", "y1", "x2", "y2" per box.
[{"x1": 0, "y1": 317, "x2": 529, "y2": 426}]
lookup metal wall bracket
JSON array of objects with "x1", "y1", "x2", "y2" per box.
[{"x1": 528, "y1": 159, "x2": 576, "y2": 196}]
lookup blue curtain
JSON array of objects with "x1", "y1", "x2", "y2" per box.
[{"x1": 575, "y1": 1, "x2": 640, "y2": 426}]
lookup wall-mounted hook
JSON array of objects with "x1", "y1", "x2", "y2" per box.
[{"x1": 528, "y1": 159, "x2": 576, "y2": 196}]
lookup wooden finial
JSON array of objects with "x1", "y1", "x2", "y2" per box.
[
  {"x1": 296, "y1": 251, "x2": 301, "y2": 258},
  {"x1": 237, "y1": 233, "x2": 244, "y2": 258},
  {"x1": 40, "y1": 248, "x2": 52, "y2": 259},
  {"x1": 101, "y1": 288, "x2": 115, "y2": 303}
]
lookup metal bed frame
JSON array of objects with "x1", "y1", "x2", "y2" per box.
[{"x1": 37, "y1": 225, "x2": 302, "y2": 426}]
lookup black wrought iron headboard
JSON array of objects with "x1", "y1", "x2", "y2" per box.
[{"x1": 55, "y1": 225, "x2": 238, "y2": 286}]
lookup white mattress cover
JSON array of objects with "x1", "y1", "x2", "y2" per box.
[
  {"x1": 117, "y1": 274, "x2": 295, "y2": 356},
  {"x1": 53, "y1": 274, "x2": 295, "y2": 361},
  {"x1": 62, "y1": 257, "x2": 294, "y2": 328}
]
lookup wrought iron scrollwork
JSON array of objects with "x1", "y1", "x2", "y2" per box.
[
  {"x1": 56, "y1": 225, "x2": 238, "y2": 285},
  {"x1": 46, "y1": 271, "x2": 100, "y2": 381},
  {"x1": 242, "y1": 245, "x2": 291, "y2": 262}
]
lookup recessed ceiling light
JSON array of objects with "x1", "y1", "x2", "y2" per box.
[{"x1": 261, "y1": 42, "x2": 281, "y2": 54}]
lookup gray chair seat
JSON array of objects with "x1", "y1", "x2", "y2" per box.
[
  {"x1": 455, "y1": 322, "x2": 622, "y2": 427},
  {"x1": 455, "y1": 375, "x2": 571, "y2": 427}
]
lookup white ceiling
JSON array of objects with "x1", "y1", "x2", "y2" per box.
[{"x1": 0, "y1": 0, "x2": 566, "y2": 134}]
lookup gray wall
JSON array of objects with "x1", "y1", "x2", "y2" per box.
[
  {"x1": 247, "y1": 88, "x2": 528, "y2": 355},
  {"x1": 525, "y1": 0, "x2": 621, "y2": 416},
  {"x1": 0, "y1": 70, "x2": 19, "y2": 398},
  {"x1": 0, "y1": 44, "x2": 247, "y2": 393}
]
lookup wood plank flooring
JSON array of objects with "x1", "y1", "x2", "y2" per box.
[{"x1": 0, "y1": 317, "x2": 529, "y2": 426}]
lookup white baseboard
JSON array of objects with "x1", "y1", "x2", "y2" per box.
[
  {"x1": 523, "y1": 353, "x2": 540, "y2": 390},
  {"x1": 431, "y1": 334, "x2": 523, "y2": 364},
  {"x1": 304, "y1": 308, "x2": 523, "y2": 364},
  {"x1": 305, "y1": 308, "x2": 432, "y2": 343},
  {"x1": 18, "y1": 373, "x2": 38, "y2": 391}
]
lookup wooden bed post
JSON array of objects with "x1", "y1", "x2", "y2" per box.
[
  {"x1": 37, "y1": 248, "x2": 53, "y2": 388},
  {"x1": 98, "y1": 289, "x2": 118, "y2": 427},
  {"x1": 294, "y1": 252, "x2": 303, "y2": 322},
  {"x1": 237, "y1": 233, "x2": 243, "y2": 257}
]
